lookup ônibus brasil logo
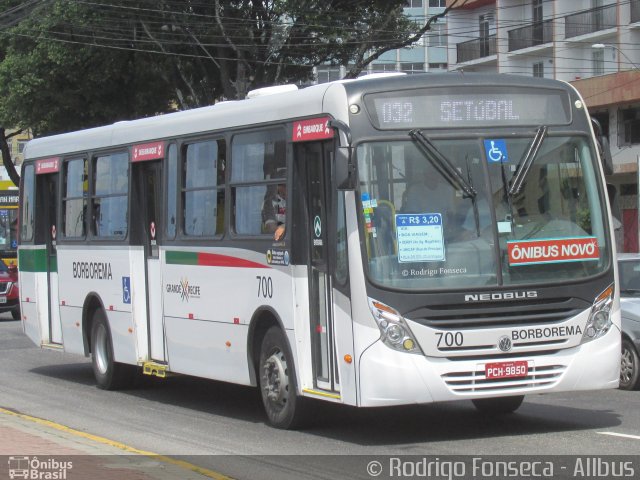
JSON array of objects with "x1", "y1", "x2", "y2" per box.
[{"x1": 8, "y1": 456, "x2": 73, "y2": 479}]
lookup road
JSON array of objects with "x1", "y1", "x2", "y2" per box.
[{"x1": 1, "y1": 315, "x2": 638, "y2": 479}]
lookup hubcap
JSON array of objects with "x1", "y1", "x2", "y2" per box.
[
  {"x1": 262, "y1": 349, "x2": 289, "y2": 407},
  {"x1": 94, "y1": 324, "x2": 109, "y2": 375},
  {"x1": 620, "y1": 346, "x2": 634, "y2": 385}
]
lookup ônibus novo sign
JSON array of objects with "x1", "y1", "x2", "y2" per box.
[{"x1": 507, "y1": 237, "x2": 600, "y2": 266}]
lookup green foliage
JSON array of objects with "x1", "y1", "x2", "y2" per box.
[
  {"x1": 0, "y1": 0, "x2": 176, "y2": 135},
  {"x1": 0, "y1": 0, "x2": 436, "y2": 135}
]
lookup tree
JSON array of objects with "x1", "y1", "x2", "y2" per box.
[
  {"x1": 0, "y1": 0, "x2": 176, "y2": 136},
  {"x1": 0, "y1": 127, "x2": 21, "y2": 186},
  {"x1": 0, "y1": 0, "x2": 466, "y2": 137}
]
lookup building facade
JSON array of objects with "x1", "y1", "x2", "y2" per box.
[{"x1": 446, "y1": 0, "x2": 640, "y2": 252}]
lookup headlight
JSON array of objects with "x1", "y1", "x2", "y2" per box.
[
  {"x1": 581, "y1": 284, "x2": 614, "y2": 344},
  {"x1": 368, "y1": 298, "x2": 422, "y2": 354}
]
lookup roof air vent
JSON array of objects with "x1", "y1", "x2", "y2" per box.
[{"x1": 246, "y1": 85, "x2": 298, "y2": 99}]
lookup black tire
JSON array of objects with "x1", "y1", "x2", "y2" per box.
[
  {"x1": 258, "y1": 326, "x2": 307, "y2": 429},
  {"x1": 11, "y1": 308, "x2": 20, "y2": 320},
  {"x1": 620, "y1": 338, "x2": 640, "y2": 391},
  {"x1": 90, "y1": 309, "x2": 136, "y2": 390},
  {"x1": 472, "y1": 395, "x2": 524, "y2": 414}
]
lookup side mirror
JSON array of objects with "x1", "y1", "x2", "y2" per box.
[
  {"x1": 591, "y1": 117, "x2": 613, "y2": 175},
  {"x1": 328, "y1": 119, "x2": 356, "y2": 190}
]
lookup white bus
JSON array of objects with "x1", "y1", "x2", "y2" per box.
[{"x1": 19, "y1": 74, "x2": 620, "y2": 428}]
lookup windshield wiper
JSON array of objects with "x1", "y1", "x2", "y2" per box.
[
  {"x1": 508, "y1": 125, "x2": 548, "y2": 196},
  {"x1": 409, "y1": 130, "x2": 477, "y2": 198},
  {"x1": 464, "y1": 156, "x2": 481, "y2": 236}
]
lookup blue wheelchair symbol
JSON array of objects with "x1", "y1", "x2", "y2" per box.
[
  {"x1": 122, "y1": 277, "x2": 131, "y2": 304},
  {"x1": 484, "y1": 139, "x2": 508, "y2": 163}
]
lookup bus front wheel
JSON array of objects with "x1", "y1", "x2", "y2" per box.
[
  {"x1": 472, "y1": 395, "x2": 524, "y2": 414},
  {"x1": 258, "y1": 326, "x2": 307, "y2": 429},
  {"x1": 90, "y1": 310, "x2": 135, "y2": 390}
]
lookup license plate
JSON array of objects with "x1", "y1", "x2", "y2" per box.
[
  {"x1": 0, "y1": 296, "x2": 6, "y2": 304},
  {"x1": 485, "y1": 361, "x2": 528, "y2": 380}
]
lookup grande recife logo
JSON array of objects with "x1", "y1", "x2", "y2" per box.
[{"x1": 507, "y1": 237, "x2": 599, "y2": 266}]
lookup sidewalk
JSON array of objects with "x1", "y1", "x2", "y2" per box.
[{"x1": 0, "y1": 408, "x2": 231, "y2": 480}]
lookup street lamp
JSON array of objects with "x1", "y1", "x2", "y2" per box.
[
  {"x1": 591, "y1": 43, "x2": 640, "y2": 71},
  {"x1": 591, "y1": 43, "x2": 640, "y2": 252}
]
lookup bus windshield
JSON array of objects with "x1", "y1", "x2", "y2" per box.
[
  {"x1": 357, "y1": 134, "x2": 609, "y2": 290},
  {"x1": 0, "y1": 208, "x2": 17, "y2": 255}
]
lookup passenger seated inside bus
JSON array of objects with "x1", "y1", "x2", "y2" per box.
[{"x1": 262, "y1": 183, "x2": 286, "y2": 241}]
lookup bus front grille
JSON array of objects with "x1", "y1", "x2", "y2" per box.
[
  {"x1": 407, "y1": 297, "x2": 590, "y2": 329},
  {"x1": 441, "y1": 364, "x2": 565, "y2": 393}
]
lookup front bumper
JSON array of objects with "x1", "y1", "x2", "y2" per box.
[{"x1": 358, "y1": 325, "x2": 620, "y2": 407}]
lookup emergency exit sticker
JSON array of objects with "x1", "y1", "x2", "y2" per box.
[{"x1": 507, "y1": 237, "x2": 599, "y2": 266}]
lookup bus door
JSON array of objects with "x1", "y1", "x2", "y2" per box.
[
  {"x1": 294, "y1": 140, "x2": 340, "y2": 393},
  {"x1": 35, "y1": 167, "x2": 62, "y2": 344},
  {"x1": 132, "y1": 157, "x2": 165, "y2": 363}
]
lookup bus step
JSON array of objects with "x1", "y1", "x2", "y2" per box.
[
  {"x1": 143, "y1": 362, "x2": 169, "y2": 378},
  {"x1": 41, "y1": 342, "x2": 64, "y2": 351}
]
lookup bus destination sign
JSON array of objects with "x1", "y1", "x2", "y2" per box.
[{"x1": 365, "y1": 87, "x2": 571, "y2": 129}]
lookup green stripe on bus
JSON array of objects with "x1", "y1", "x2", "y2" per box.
[
  {"x1": 165, "y1": 250, "x2": 270, "y2": 269},
  {"x1": 18, "y1": 249, "x2": 48, "y2": 272},
  {"x1": 165, "y1": 251, "x2": 199, "y2": 265}
]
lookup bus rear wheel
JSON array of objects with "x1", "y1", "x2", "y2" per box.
[
  {"x1": 90, "y1": 310, "x2": 135, "y2": 390},
  {"x1": 472, "y1": 395, "x2": 524, "y2": 414},
  {"x1": 258, "y1": 326, "x2": 307, "y2": 429}
]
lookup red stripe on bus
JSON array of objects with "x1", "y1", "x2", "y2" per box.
[{"x1": 196, "y1": 252, "x2": 270, "y2": 269}]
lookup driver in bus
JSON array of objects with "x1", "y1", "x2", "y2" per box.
[{"x1": 262, "y1": 183, "x2": 286, "y2": 241}]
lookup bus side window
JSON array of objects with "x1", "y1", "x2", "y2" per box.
[
  {"x1": 231, "y1": 129, "x2": 286, "y2": 236},
  {"x1": 92, "y1": 152, "x2": 129, "y2": 238},
  {"x1": 182, "y1": 139, "x2": 225, "y2": 237},
  {"x1": 62, "y1": 158, "x2": 88, "y2": 238}
]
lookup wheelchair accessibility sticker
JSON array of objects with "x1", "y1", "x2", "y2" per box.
[
  {"x1": 484, "y1": 139, "x2": 508, "y2": 163},
  {"x1": 122, "y1": 276, "x2": 131, "y2": 304}
]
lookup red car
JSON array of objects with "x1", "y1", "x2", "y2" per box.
[{"x1": 0, "y1": 260, "x2": 19, "y2": 320}]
